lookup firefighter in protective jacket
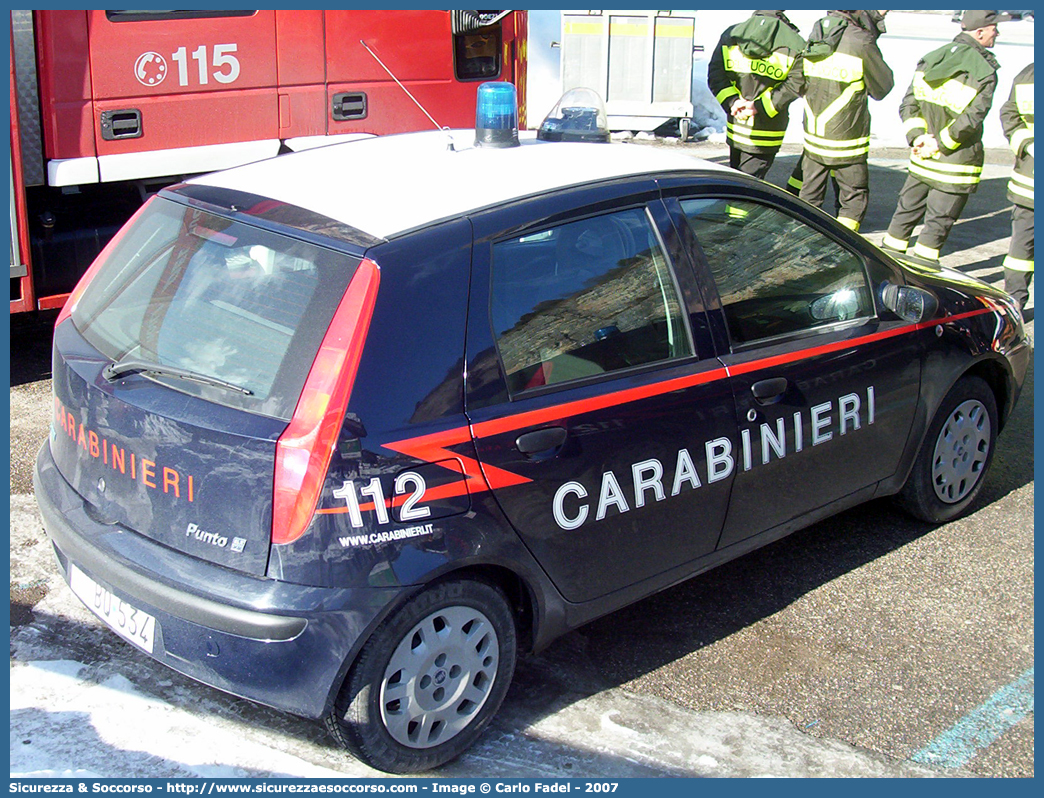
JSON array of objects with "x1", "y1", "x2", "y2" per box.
[
  {"x1": 708, "y1": 10, "x2": 805, "y2": 180},
  {"x1": 1001, "y1": 62, "x2": 1033, "y2": 310},
  {"x1": 882, "y1": 10, "x2": 1007, "y2": 265},
  {"x1": 770, "y1": 10, "x2": 893, "y2": 232}
]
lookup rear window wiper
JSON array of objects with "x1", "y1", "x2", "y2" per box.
[{"x1": 103, "y1": 359, "x2": 253, "y2": 395}]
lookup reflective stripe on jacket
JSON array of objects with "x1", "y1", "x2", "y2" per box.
[
  {"x1": 707, "y1": 11, "x2": 805, "y2": 155},
  {"x1": 770, "y1": 11, "x2": 893, "y2": 166},
  {"x1": 900, "y1": 33, "x2": 1000, "y2": 195},
  {"x1": 1000, "y1": 63, "x2": 1034, "y2": 209}
]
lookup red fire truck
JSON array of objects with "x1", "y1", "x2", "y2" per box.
[{"x1": 10, "y1": 10, "x2": 528, "y2": 314}]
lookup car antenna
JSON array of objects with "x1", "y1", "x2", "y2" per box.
[{"x1": 359, "y1": 39, "x2": 456, "y2": 151}]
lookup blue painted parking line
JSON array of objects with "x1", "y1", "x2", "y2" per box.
[{"x1": 911, "y1": 666, "x2": 1034, "y2": 769}]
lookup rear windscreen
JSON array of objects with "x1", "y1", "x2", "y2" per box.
[{"x1": 72, "y1": 197, "x2": 361, "y2": 420}]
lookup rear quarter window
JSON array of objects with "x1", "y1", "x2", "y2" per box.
[
  {"x1": 490, "y1": 207, "x2": 692, "y2": 394},
  {"x1": 72, "y1": 197, "x2": 360, "y2": 420}
]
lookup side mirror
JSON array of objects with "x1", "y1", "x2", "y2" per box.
[{"x1": 880, "y1": 282, "x2": 938, "y2": 323}]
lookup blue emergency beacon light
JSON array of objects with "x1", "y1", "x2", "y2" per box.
[
  {"x1": 537, "y1": 87, "x2": 610, "y2": 143},
  {"x1": 475, "y1": 82, "x2": 520, "y2": 148}
]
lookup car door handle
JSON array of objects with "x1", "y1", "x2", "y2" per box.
[
  {"x1": 751, "y1": 377, "x2": 788, "y2": 405},
  {"x1": 515, "y1": 426, "x2": 568, "y2": 457}
]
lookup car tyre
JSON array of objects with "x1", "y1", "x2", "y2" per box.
[
  {"x1": 325, "y1": 578, "x2": 516, "y2": 773},
  {"x1": 897, "y1": 375, "x2": 998, "y2": 523}
]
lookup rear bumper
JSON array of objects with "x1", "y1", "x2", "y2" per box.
[{"x1": 34, "y1": 442, "x2": 404, "y2": 719}]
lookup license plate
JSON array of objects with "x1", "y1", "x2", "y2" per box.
[{"x1": 68, "y1": 564, "x2": 156, "y2": 654}]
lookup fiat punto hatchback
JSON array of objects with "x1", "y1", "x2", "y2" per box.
[{"x1": 36, "y1": 91, "x2": 1029, "y2": 773}]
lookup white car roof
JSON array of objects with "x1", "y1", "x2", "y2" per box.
[{"x1": 190, "y1": 129, "x2": 729, "y2": 240}]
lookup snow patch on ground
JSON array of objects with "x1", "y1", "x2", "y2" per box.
[
  {"x1": 691, "y1": 58, "x2": 726, "y2": 134},
  {"x1": 10, "y1": 659, "x2": 366, "y2": 779},
  {"x1": 521, "y1": 690, "x2": 952, "y2": 779}
]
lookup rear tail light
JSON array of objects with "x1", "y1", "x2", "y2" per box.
[
  {"x1": 55, "y1": 199, "x2": 155, "y2": 330},
  {"x1": 272, "y1": 258, "x2": 381, "y2": 545}
]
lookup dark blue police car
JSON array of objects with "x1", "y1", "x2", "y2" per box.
[{"x1": 35, "y1": 87, "x2": 1029, "y2": 772}]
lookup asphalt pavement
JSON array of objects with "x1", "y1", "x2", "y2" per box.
[{"x1": 8, "y1": 143, "x2": 1034, "y2": 778}]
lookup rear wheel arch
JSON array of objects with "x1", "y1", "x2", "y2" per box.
[
  {"x1": 429, "y1": 563, "x2": 539, "y2": 655},
  {"x1": 324, "y1": 570, "x2": 526, "y2": 771},
  {"x1": 323, "y1": 562, "x2": 541, "y2": 714}
]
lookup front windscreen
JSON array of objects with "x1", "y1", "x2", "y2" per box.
[{"x1": 72, "y1": 197, "x2": 361, "y2": 420}]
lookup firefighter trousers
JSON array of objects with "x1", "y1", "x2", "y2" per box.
[
  {"x1": 729, "y1": 148, "x2": 776, "y2": 180},
  {"x1": 1004, "y1": 204, "x2": 1034, "y2": 310},
  {"x1": 786, "y1": 158, "x2": 803, "y2": 195},
  {"x1": 800, "y1": 157, "x2": 869, "y2": 232},
  {"x1": 787, "y1": 156, "x2": 840, "y2": 202},
  {"x1": 885, "y1": 174, "x2": 970, "y2": 261}
]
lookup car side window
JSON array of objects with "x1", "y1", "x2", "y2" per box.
[
  {"x1": 680, "y1": 198, "x2": 874, "y2": 346},
  {"x1": 491, "y1": 207, "x2": 692, "y2": 395}
]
